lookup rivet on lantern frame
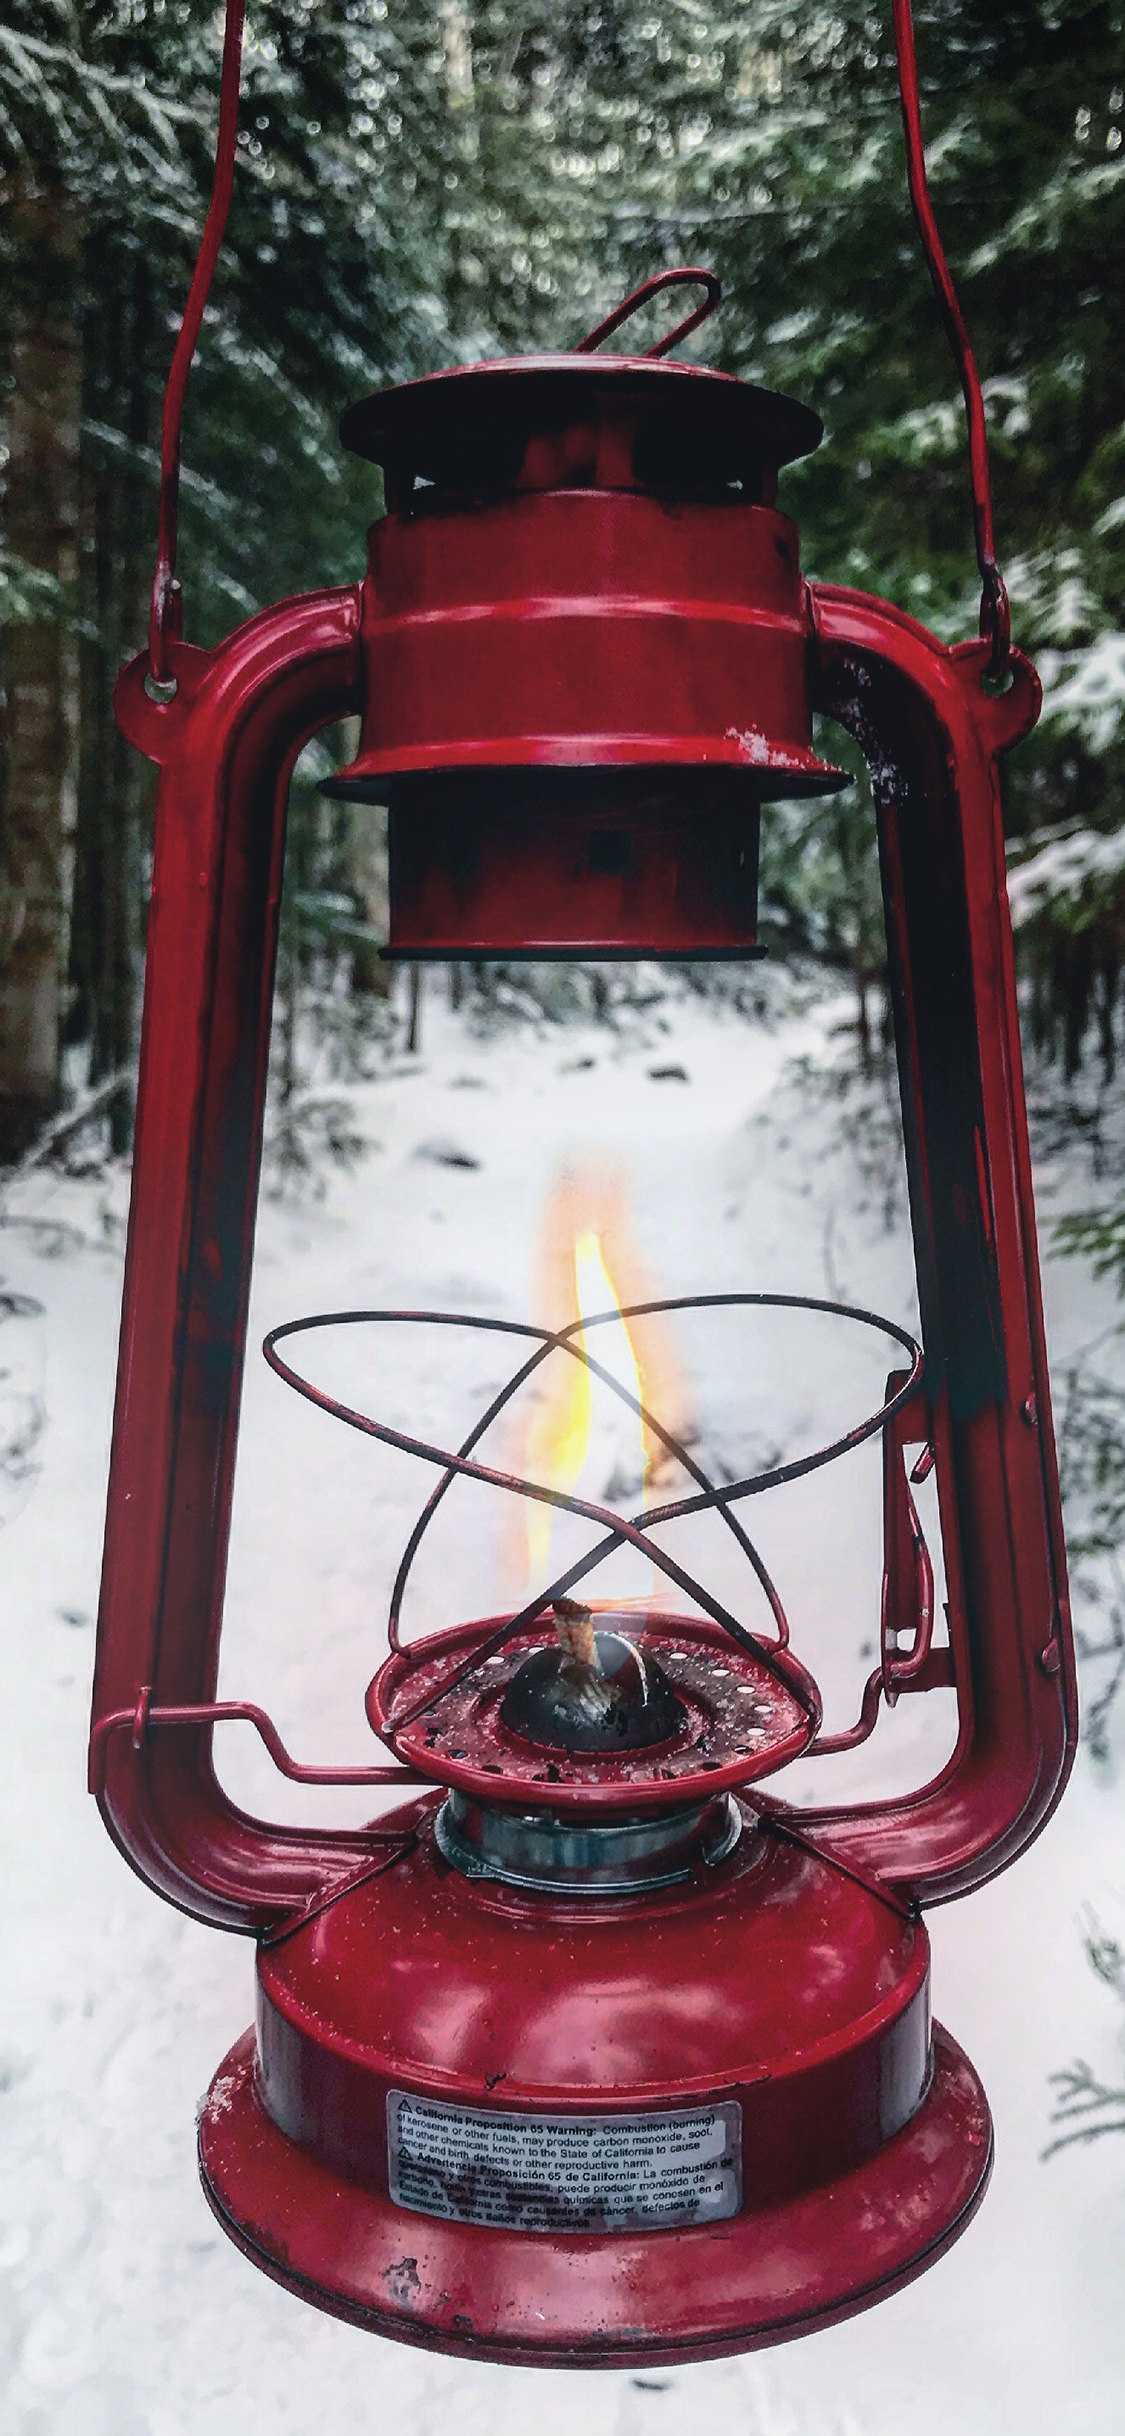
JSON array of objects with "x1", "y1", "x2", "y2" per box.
[{"x1": 89, "y1": 0, "x2": 1076, "y2": 2369}]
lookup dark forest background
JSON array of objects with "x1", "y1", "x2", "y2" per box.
[{"x1": 1, "y1": 0, "x2": 1122, "y2": 1146}]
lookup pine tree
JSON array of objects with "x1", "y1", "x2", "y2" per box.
[{"x1": 0, "y1": 170, "x2": 81, "y2": 1154}]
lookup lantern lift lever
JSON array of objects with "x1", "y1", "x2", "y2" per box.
[{"x1": 879, "y1": 1372, "x2": 948, "y2": 1707}]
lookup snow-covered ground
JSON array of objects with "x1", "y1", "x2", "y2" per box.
[{"x1": 2, "y1": 984, "x2": 1124, "y2": 2436}]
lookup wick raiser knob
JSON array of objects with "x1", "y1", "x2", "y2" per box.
[{"x1": 500, "y1": 1598, "x2": 687, "y2": 1753}]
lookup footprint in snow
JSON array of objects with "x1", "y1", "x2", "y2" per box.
[{"x1": 413, "y1": 1137, "x2": 482, "y2": 1170}]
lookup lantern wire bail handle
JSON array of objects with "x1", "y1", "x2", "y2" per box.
[
  {"x1": 891, "y1": 0, "x2": 1011, "y2": 679},
  {"x1": 575, "y1": 267, "x2": 723, "y2": 359},
  {"x1": 141, "y1": 3, "x2": 1009, "y2": 685},
  {"x1": 147, "y1": 0, "x2": 247, "y2": 694}
]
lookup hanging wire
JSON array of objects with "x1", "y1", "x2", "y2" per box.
[
  {"x1": 147, "y1": 0, "x2": 246, "y2": 689},
  {"x1": 891, "y1": 0, "x2": 1012, "y2": 677}
]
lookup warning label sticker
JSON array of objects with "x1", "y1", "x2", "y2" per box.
[{"x1": 386, "y1": 2091, "x2": 742, "y2": 2233}]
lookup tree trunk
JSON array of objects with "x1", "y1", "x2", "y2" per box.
[
  {"x1": 70, "y1": 245, "x2": 153, "y2": 1153},
  {"x1": 854, "y1": 958, "x2": 872, "y2": 1068},
  {"x1": 345, "y1": 774, "x2": 391, "y2": 1000},
  {"x1": 0, "y1": 178, "x2": 82, "y2": 1159},
  {"x1": 406, "y1": 961, "x2": 423, "y2": 1054}
]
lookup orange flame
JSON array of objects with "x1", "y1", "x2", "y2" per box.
[{"x1": 509, "y1": 1165, "x2": 691, "y2": 1603}]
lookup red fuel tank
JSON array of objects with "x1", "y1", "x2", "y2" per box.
[{"x1": 200, "y1": 1786, "x2": 989, "y2": 2365}]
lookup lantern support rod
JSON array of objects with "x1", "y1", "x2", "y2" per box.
[
  {"x1": 88, "y1": 1689, "x2": 428, "y2": 1800},
  {"x1": 891, "y1": 0, "x2": 1011, "y2": 676}
]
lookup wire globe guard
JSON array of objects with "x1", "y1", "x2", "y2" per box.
[{"x1": 262, "y1": 1287, "x2": 926, "y2": 1795}]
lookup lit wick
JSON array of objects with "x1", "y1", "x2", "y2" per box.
[
  {"x1": 552, "y1": 1595, "x2": 601, "y2": 1676},
  {"x1": 550, "y1": 1595, "x2": 619, "y2": 1729}
]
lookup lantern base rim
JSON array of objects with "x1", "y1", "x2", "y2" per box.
[{"x1": 199, "y1": 2021, "x2": 992, "y2": 2367}]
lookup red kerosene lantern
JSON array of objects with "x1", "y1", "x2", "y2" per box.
[{"x1": 89, "y1": 0, "x2": 1076, "y2": 2367}]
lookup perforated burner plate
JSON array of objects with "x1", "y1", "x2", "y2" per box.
[{"x1": 367, "y1": 1610, "x2": 819, "y2": 1813}]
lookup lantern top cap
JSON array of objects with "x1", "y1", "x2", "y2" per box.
[{"x1": 340, "y1": 351, "x2": 822, "y2": 486}]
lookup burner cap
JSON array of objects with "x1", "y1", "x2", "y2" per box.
[
  {"x1": 367, "y1": 1609, "x2": 820, "y2": 1812},
  {"x1": 501, "y1": 1628, "x2": 687, "y2": 1753}
]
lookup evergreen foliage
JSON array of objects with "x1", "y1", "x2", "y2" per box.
[{"x1": 1, "y1": 1, "x2": 1122, "y2": 1088}]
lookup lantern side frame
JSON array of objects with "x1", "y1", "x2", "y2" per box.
[
  {"x1": 91, "y1": 587, "x2": 383, "y2": 1933},
  {"x1": 90, "y1": 579, "x2": 1074, "y2": 1934},
  {"x1": 789, "y1": 589, "x2": 1076, "y2": 1898}
]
